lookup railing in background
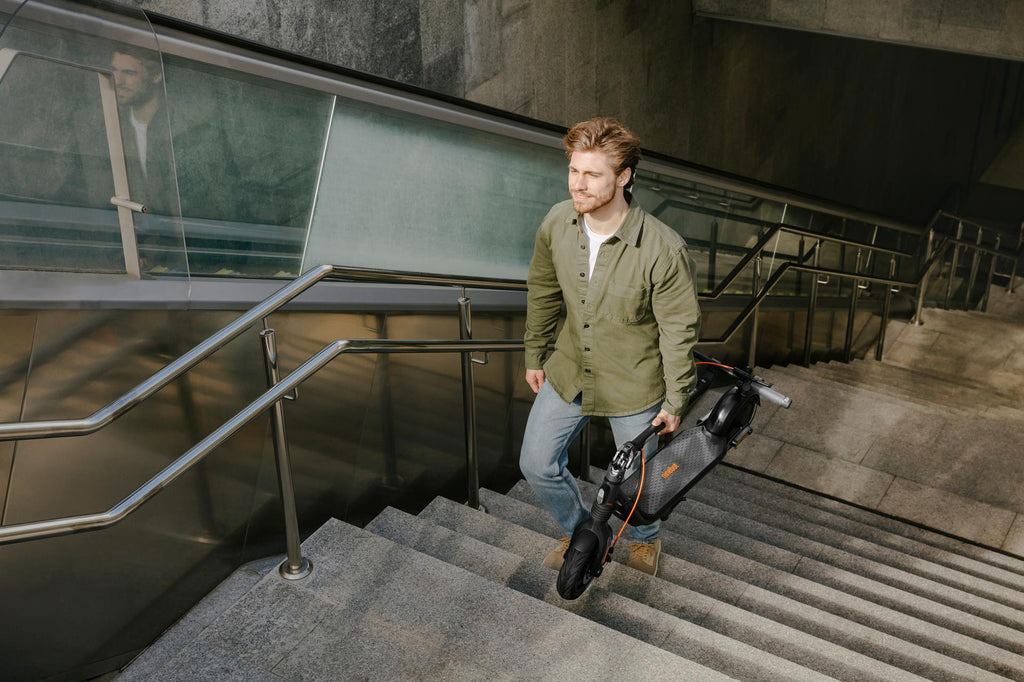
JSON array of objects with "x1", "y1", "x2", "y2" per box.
[
  {"x1": 664, "y1": 189, "x2": 1022, "y2": 366},
  {"x1": 0, "y1": 214, "x2": 1018, "y2": 573},
  {"x1": 913, "y1": 211, "x2": 1024, "y2": 322}
]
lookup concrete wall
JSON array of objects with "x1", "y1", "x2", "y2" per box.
[
  {"x1": 134, "y1": 0, "x2": 1024, "y2": 228},
  {"x1": 694, "y1": 0, "x2": 1024, "y2": 63}
]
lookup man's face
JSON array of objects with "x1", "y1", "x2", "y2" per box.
[
  {"x1": 112, "y1": 52, "x2": 161, "y2": 107},
  {"x1": 568, "y1": 149, "x2": 629, "y2": 215}
]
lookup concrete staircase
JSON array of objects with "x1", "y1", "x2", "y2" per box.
[
  {"x1": 116, "y1": 458, "x2": 1024, "y2": 680},
  {"x1": 736, "y1": 286, "x2": 1024, "y2": 555},
  {"x1": 112, "y1": 288, "x2": 1024, "y2": 680}
]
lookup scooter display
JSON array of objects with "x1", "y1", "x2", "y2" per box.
[{"x1": 556, "y1": 351, "x2": 792, "y2": 600}]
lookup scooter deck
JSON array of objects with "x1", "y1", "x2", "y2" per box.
[{"x1": 614, "y1": 424, "x2": 729, "y2": 525}]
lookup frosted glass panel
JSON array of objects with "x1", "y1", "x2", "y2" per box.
[
  {"x1": 162, "y1": 55, "x2": 333, "y2": 277},
  {"x1": 305, "y1": 99, "x2": 567, "y2": 279}
]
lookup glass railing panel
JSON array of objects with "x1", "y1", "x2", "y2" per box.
[
  {"x1": 634, "y1": 174, "x2": 783, "y2": 296},
  {"x1": 0, "y1": 0, "x2": 187, "y2": 275},
  {"x1": 303, "y1": 97, "x2": 567, "y2": 279},
  {"x1": 161, "y1": 55, "x2": 334, "y2": 278},
  {"x1": 636, "y1": 170, "x2": 789, "y2": 225}
]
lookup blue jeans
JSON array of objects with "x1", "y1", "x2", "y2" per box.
[{"x1": 519, "y1": 381, "x2": 661, "y2": 543}]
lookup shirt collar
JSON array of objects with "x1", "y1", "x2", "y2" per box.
[
  {"x1": 613, "y1": 197, "x2": 644, "y2": 247},
  {"x1": 569, "y1": 195, "x2": 644, "y2": 247}
]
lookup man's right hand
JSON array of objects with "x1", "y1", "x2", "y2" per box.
[{"x1": 525, "y1": 368, "x2": 545, "y2": 394}]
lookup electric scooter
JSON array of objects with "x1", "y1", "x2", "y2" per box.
[{"x1": 556, "y1": 350, "x2": 792, "y2": 600}]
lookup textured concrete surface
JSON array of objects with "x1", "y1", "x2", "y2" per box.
[
  {"x1": 729, "y1": 290, "x2": 1024, "y2": 554},
  {"x1": 130, "y1": 0, "x2": 1024, "y2": 231},
  {"x1": 118, "y1": 461, "x2": 1024, "y2": 680},
  {"x1": 498, "y1": 478, "x2": 1024, "y2": 679},
  {"x1": 120, "y1": 518, "x2": 718, "y2": 681},
  {"x1": 694, "y1": 0, "x2": 1024, "y2": 61}
]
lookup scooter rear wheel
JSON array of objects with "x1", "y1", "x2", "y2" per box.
[{"x1": 556, "y1": 535, "x2": 601, "y2": 600}]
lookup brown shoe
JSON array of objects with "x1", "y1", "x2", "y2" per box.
[
  {"x1": 627, "y1": 539, "x2": 661, "y2": 576},
  {"x1": 542, "y1": 536, "x2": 572, "y2": 570}
]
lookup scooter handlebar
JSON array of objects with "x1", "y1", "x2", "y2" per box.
[
  {"x1": 753, "y1": 383, "x2": 792, "y2": 409},
  {"x1": 629, "y1": 421, "x2": 664, "y2": 448}
]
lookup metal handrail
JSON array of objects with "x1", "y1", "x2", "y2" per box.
[
  {"x1": 701, "y1": 261, "x2": 917, "y2": 345},
  {"x1": 0, "y1": 338, "x2": 522, "y2": 547},
  {"x1": 698, "y1": 221, "x2": 914, "y2": 303},
  {"x1": 0, "y1": 264, "x2": 526, "y2": 442},
  {"x1": 0, "y1": 224, "x2": 1010, "y2": 547},
  {"x1": 0, "y1": 224, "x2": 1003, "y2": 441}
]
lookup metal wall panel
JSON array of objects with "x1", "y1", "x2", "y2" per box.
[
  {"x1": 0, "y1": 313, "x2": 35, "y2": 527},
  {"x1": 0, "y1": 303, "x2": 531, "y2": 681},
  {"x1": 0, "y1": 308, "x2": 278, "y2": 680}
]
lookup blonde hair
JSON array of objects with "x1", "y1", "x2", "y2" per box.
[{"x1": 564, "y1": 117, "x2": 641, "y2": 188}]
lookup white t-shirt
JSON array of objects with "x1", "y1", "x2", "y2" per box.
[
  {"x1": 130, "y1": 109, "x2": 149, "y2": 179},
  {"x1": 581, "y1": 216, "x2": 614, "y2": 279}
]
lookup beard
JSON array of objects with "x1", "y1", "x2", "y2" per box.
[
  {"x1": 116, "y1": 81, "x2": 159, "y2": 109},
  {"x1": 571, "y1": 185, "x2": 616, "y2": 215}
]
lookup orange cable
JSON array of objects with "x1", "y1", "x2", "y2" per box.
[
  {"x1": 603, "y1": 445, "x2": 646, "y2": 564},
  {"x1": 696, "y1": 361, "x2": 734, "y2": 371}
]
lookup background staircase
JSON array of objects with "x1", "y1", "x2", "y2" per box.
[{"x1": 735, "y1": 285, "x2": 1024, "y2": 555}]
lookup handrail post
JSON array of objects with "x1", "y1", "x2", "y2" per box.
[
  {"x1": 796, "y1": 236, "x2": 805, "y2": 296},
  {"x1": 844, "y1": 251, "x2": 861, "y2": 363},
  {"x1": 802, "y1": 243, "x2": 819, "y2": 366},
  {"x1": 966, "y1": 226, "x2": 983, "y2": 309},
  {"x1": 982, "y1": 235, "x2": 1000, "y2": 313},
  {"x1": 749, "y1": 254, "x2": 762, "y2": 368},
  {"x1": 375, "y1": 315, "x2": 400, "y2": 489},
  {"x1": 458, "y1": 292, "x2": 483, "y2": 511},
  {"x1": 1009, "y1": 221, "x2": 1023, "y2": 295},
  {"x1": 944, "y1": 220, "x2": 963, "y2": 309},
  {"x1": 876, "y1": 255, "x2": 896, "y2": 361},
  {"x1": 914, "y1": 228, "x2": 934, "y2": 325},
  {"x1": 259, "y1": 327, "x2": 313, "y2": 581}
]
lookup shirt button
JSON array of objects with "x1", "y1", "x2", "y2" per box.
[
  {"x1": 579, "y1": 272, "x2": 585, "y2": 278},
  {"x1": 581, "y1": 299, "x2": 585, "y2": 304},
  {"x1": 584, "y1": 347, "x2": 590, "y2": 351},
  {"x1": 584, "y1": 368, "x2": 591, "y2": 373},
  {"x1": 580, "y1": 245, "x2": 585, "y2": 250},
  {"x1": 583, "y1": 324, "x2": 590, "y2": 329}
]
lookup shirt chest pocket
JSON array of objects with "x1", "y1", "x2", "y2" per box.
[{"x1": 600, "y1": 282, "x2": 650, "y2": 324}]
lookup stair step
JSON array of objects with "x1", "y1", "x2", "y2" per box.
[
  {"x1": 121, "y1": 517, "x2": 710, "y2": 681},
  {"x1": 419, "y1": 495, "x2": 953, "y2": 681},
  {"x1": 368, "y1": 505, "x2": 831, "y2": 682},
  {"x1": 477, "y1": 488, "x2": 1022, "y2": 681},
  {"x1": 668, "y1": 481, "x2": 1024, "y2": 610},
  {"x1": 516, "y1": 475, "x2": 1024, "y2": 635},
  {"x1": 504, "y1": 479, "x2": 1024, "y2": 665},
  {"x1": 777, "y1": 358, "x2": 1023, "y2": 419},
  {"x1": 697, "y1": 467, "x2": 1024, "y2": 592},
  {"x1": 710, "y1": 465, "x2": 1024, "y2": 577}
]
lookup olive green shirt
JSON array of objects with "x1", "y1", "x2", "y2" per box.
[{"x1": 525, "y1": 198, "x2": 701, "y2": 417}]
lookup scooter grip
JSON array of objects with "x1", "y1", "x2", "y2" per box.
[
  {"x1": 630, "y1": 422, "x2": 664, "y2": 447},
  {"x1": 754, "y1": 384, "x2": 792, "y2": 409}
]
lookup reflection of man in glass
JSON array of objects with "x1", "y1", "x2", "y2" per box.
[{"x1": 111, "y1": 46, "x2": 175, "y2": 215}]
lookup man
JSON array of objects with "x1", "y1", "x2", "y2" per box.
[{"x1": 520, "y1": 117, "x2": 701, "y2": 577}]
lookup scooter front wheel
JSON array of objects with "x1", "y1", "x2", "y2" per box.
[{"x1": 556, "y1": 532, "x2": 602, "y2": 600}]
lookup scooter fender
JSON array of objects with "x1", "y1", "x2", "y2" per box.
[{"x1": 568, "y1": 516, "x2": 613, "y2": 572}]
